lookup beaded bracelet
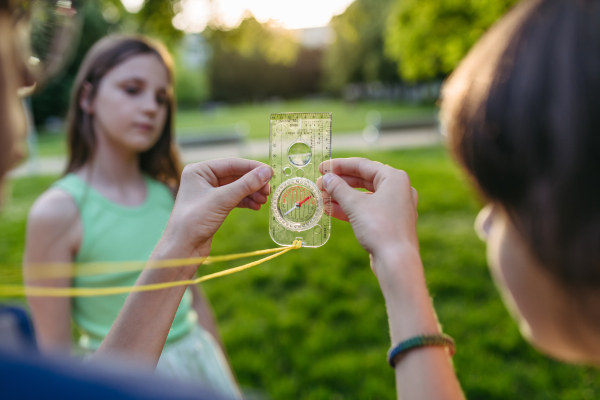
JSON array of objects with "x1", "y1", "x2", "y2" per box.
[{"x1": 387, "y1": 334, "x2": 456, "y2": 368}]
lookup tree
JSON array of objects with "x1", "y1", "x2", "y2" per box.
[
  {"x1": 385, "y1": 0, "x2": 519, "y2": 81},
  {"x1": 204, "y1": 16, "x2": 322, "y2": 102},
  {"x1": 132, "y1": 0, "x2": 182, "y2": 46},
  {"x1": 204, "y1": 16, "x2": 300, "y2": 67},
  {"x1": 323, "y1": 0, "x2": 399, "y2": 93}
]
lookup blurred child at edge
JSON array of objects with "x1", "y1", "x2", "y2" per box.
[{"x1": 22, "y1": 35, "x2": 242, "y2": 400}]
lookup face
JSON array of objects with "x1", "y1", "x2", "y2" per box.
[
  {"x1": 85, "y1": 53, "x2": 170, "y2": 154},
  {"x1": 476, "y1": 204, "x2": 596, "y2": 362}
]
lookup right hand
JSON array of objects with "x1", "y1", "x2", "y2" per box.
[
  {"x1": 318, "y1": 158, "x2": 419, "y2": 262},
  {"x1": 160, "y1": 158, "x2": 273, "y2": 259}
]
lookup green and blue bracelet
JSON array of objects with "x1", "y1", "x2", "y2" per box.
[{"x1": 387, "y1": 334, "x2": 456, "y2": 368}]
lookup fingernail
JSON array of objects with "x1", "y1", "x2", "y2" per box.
[
  {"x1": 258, "y1": 166, "x2": 273, "y2": 181},
  {"x1": 323, "y1": 173, "x2": 333, "y2": 189}
]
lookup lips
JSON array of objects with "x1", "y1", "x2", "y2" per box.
[{"x1": 133, "y1": 122, "x2": 154, "y2": 132}]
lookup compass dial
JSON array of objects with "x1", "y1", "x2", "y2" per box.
[{"x1": 272, "y1": 177, "x2": 323, "y2": 232}]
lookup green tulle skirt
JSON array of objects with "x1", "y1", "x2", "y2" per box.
[{"x1": 156, "y1": 325, "x2": 242, "y2": 399}]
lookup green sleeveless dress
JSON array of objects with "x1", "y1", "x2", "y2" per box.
[
  {"x1": 53, "y1": 174, "x2": 242, "y2": 399},
  {"x1": 53, "y1": 173, "x2": 195, "y2": 349}
]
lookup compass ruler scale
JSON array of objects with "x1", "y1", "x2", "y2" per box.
[{"x1": 269, "y1": 113, "x2": 332, "y2": 248}]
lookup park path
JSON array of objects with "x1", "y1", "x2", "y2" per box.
[{"x1": 9, "y1": 127, "x2": 442, "y2": 178}]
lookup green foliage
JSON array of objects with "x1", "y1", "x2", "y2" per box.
[
  {"x1": 3, "y1": 147, "x2": 600, "y2": 398},
  {"x1": 131, "y1": 0, "x2": 182, "y2": 47},
  {"x1": 324, "y1": 0, "x2": 400, "y2": 92},
  {"x1": 385, "y1": 0, "x2": 519, "y2": 81},
  {"x1": 204, "y1": 17, "x2": 322, "y2": 102},
  {"x1": 0, "y1": 176, "x2": 56, "y2": 290},
  {"x1": 205, "y1": 17, "x2": 300, "y2": 67}
]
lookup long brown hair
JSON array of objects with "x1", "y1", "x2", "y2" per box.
[{"x1": 65, "y1": 34, "x2": 181, "y2": 187}]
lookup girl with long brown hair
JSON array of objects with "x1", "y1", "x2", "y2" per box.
[{"x1": 22, "y1": 35, "x2": 242, "y2": 399}]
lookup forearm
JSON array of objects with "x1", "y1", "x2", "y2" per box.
[
  {"x1": 94, "y1": 240, "x2": 200, "y2": 368},
  {"x1": 373, "y1": 247, "x2": 464, "y2": 400}
]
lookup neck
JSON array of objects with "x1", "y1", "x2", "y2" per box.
[{"x1": 80, "y1": 130, "x2": 143, "y2": 188}]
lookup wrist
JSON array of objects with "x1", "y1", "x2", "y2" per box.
[
  {"x1": 150, "y1": 238, "x2": 205, "y2": 280},
  {"x1": 160, "y1": 220, "x2": 211, "y2": 261},
  {"x1": 370, "y1": 244, "x2": 421, "y2": 285},
  {"x1": 371, "y1": 246, "x2": 441, "y2": 343}
]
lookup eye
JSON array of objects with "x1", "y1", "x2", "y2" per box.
[
  {"x1": 123, "y1": 85, "x2": 140, "y2": 95},
  {"x1": 156, "y1": 92, "x2": 168, "y2": 105}
]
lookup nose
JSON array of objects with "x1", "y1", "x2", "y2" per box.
[{"x1": 141, "y1": 91, "x2": 159, "y2": 116}]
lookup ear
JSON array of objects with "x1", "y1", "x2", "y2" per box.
[
  {"x1": 475, "y1": 203, "x2": 495, "y2": 241},
  {"x1": 79, "y1": 82, "x2": 94, "y2": 114}
]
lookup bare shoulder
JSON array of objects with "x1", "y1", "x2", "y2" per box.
[
  {"x1": 28, "y1": 188, "x2": 80, "y2": 226},
  {"x1": 27, "y1": 187, "x2": 82, "y2": 251}
]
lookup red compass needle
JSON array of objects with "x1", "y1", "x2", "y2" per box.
[
  {"x1": 298, "y1": 195, "x2": 312, "y2": 207},
  {"x1": 283, "y1": 195, "x2": 313, "y2": 217}
]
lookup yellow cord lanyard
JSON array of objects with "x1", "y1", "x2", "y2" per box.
[{"x1": 0, "y1": 240, "x2": 302, "y2": 298}]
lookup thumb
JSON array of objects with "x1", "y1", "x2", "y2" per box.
[
  {"x1": 323, "y1": 173, "x2": 360, "y2": 211},
  {"x1": 222, "y1": 165, "x2": 273, "y2": 206}
]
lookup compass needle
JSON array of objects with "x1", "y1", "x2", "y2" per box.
[{"x1": 283, "y1": 205, "x2": 298, "y2": 216}]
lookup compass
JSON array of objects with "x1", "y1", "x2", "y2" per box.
[
  {"x1": 272, "y1": 177, "x2": 323, "y2": 232},
  {"x1": 269, "y1": 112, "x2": 331, "y2": 247}
]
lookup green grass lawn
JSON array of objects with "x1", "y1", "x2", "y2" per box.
[
  {"x1": 33, "y1": 99, "x2": 436, "y2": 157},
  {"x1": 2, "y1": 146, "x2": 598, "y2": 399}
]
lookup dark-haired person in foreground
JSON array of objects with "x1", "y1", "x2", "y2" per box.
[
  {"x1": 318, "y1": 0, "x2": 600, "y2": 396},
  {"x1": 2, "y1": 0, "x2": 600, "y2": 398}
]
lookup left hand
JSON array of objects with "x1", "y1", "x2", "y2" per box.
[{"x1": 160, "y1": 158, "x2": 273, "y2": 258}]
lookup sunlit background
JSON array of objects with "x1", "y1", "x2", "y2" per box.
[
  {"x1": 168, "y1": 0, "x2": 355, "y2": 31},
  {"x1": 8, "y1": 1, "x2": 600, "y2": 399}
]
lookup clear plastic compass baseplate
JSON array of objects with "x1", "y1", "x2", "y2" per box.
[{"x1": 269, "y1": 112, "x2": 332, "y2": 248}]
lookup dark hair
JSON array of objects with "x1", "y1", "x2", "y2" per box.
[
  {"x1": 65, "y1": 34, "x2": 181, "y2": 187},
  {"x1": 442, "y1": 0, "x2": 600, "y2": 286}
]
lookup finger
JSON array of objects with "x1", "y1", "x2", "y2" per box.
[
  {"x1": 218, "y1": 165, "x2": 273, "y2": 208},
  {"x1": 216, "y1": 175, "x2": 242, "y2": 187},
  {"x1": 325, "y1": 201, "x2": 350, "y2": 222},
  {"x1": 237, "y1": 197, "x2": 261, "y2": 210},
  {"x1": 319, "y1": 158, "x2": 390, "y2": 191},
  {"x1": 195, "y1": 158, "x2": 267, "y2": 186},
  {"x1": 411, "y1": 187, "x2": 418, "y2": 209},
  {"x1": 317, "y1": 175, "x2": 375, "y2": 192},
  {"x1": 216, "y1": 177, "x2": 271, "y2": 199},
  {"x1": 259, "y1": 182, "x2": 270, "y2": 196},
  {"x1": 322, "y1": 173, "x2": 361, "y2": 211},
  {"x1": 248, "y1": 191, "x2": 267, "y2": 204}
]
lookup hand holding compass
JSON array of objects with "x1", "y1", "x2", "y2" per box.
[{"x1": 319, "y1": 158, "x2": 419, "y2": 259}]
